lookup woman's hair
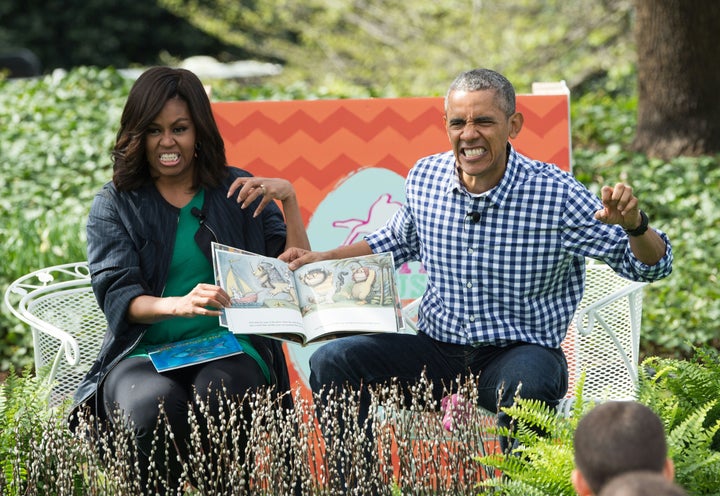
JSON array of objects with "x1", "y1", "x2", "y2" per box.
[{"x1": 112, "y1": 66, "x2": 228, "y2": 191}]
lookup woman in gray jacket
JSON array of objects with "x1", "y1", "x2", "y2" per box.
[{"x1": 70, "y1": 66, "x2": 309, "y2": 493}]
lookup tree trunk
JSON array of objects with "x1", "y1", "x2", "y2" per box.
[{"x1": 633, "y1": 0, "x2": 720, "y2": 159}]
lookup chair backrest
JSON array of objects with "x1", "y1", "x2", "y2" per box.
[
  {"x1": 562, "y1": 260, "x2": 646, "y2": 410},
  {"x1": 4, "y1": 262, "x2": 106, "y2": 408},
  {"x1": 401, "y1": 259, "x2": 647, "y2": 413}
]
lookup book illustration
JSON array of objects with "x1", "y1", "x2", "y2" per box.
[
  {"x1": 252, "y1": 259, "x2": 298, "y2": 304},
  {"x1": 227, "y1": 262, "x2": 258, "y2": 305},
  {"x1": 295, "y1": 256, "x2": 397, "y2": 317},
  {"x1": 147, "y1": 330, "x2": 244, "y2": 372},
  {"x1": 214, "y1": 246, "x2": 299, "y2": 310},
  {"x1": 225, "y1": 259, "x2": 298, "y2": 310}
]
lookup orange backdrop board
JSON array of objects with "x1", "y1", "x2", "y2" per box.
[
  {"x1": 211, "y1": 94, "x2": 571, "y2": 393},
  {"x1": 212, "y1": 94, "x2": 570, "y2": 226}
]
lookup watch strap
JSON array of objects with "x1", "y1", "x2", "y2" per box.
[{"x1": 624, "y1": 210, "x2": 649, "y2": 237}]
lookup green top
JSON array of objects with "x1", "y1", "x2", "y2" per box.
[{"x1": 127, "y1": 189, "x2": 270, "y2": 382}]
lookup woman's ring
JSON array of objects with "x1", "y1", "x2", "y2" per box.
[{"x1": 260, "y1": 184, "x2": 266, "y2": 194}]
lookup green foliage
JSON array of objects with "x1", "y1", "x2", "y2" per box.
[
  {"x1": 477, "y1": 349, "x2": 720, "y2": 495},
  {"x1": 640, "y1": 347, "x2": 720, "y2": 451},
  {"x1": 1, "y1": 352, "x2": 720, "y2": 493},
  {"x1": 571, "y1": 75, "x2": 720, "y2": 356},
  {"x1": 159, "y1": 0, "x2": 636, "y2": 96},
  {"x1": 574, "y1": 146, "x2": 720, "y2": 356},
  {"x1": 0, "y1": 67, "x2": 131, "y2": 370},
  {"x1": 638, "y1": 347, "x2": 720, "y2": 494},
  {"x1": 571, "y1": 90, "x2": 638, "y2": 150},
  {"x1": 477, "y1": 377, "x2": 589, "y2": 495},
  {"x1": 0, "y1": 0, "x2": 246, "y2": 72},
  {"x1": 0, "y1": 366, "x2": 53, "y2": 493},
  {"x1": 478, "y1": 399, "x2": 579, "y2": 495}
]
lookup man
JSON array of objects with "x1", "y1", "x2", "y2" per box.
[
  {"x1": 281, "y1": 68, "x2": 673, "y2": 453},
  {"x1": 573, "y1": 401, "x2": 676, "y2": 495}
]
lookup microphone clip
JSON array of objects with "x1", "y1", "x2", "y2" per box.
[
  {"x1": 466, "y1": 211, "x2": 481, "y2": 223},
  {"x1": 191, "y1": 207, "x2": 207, "y2": 225}
]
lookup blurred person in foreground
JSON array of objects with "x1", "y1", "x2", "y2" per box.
[
  {"x1": 69, "y1": 66, "x2": 310, "y2": 493},
  {"x1": 280, "y1": 68, "x2": 673, "y2": 465},
  {"x1": 597, "y1": 471, "x2": 687, "y2": 496},
  {"x1": 572, "y1": 401, "x2": 676, "y2": 495}
]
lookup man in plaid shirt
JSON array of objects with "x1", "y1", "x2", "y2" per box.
[{"x1": 282, "y1": 68, "x2": 672, "y2": 453}]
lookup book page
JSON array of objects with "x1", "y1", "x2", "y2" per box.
[
  {"x1": 294, "y1": 253, "x2": 402, "y2": 342},
  {"x1": 212, "y1": 243, "x2": 304, "y2": 337}
]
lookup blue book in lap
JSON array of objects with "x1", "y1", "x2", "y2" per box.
[{"x1": 148, "y1": 330, "x2": 244, "y2": 372}]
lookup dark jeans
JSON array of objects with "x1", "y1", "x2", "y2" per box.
[
  {"x1": 101, "y1": 354, "x2": 266, "y2": 493},
  {"x1": 309, "y1": 331, "x2": 568, "y2": 450}
]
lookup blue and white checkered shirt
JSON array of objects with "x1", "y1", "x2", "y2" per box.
[{"x1": 365, "y1": 146, "x2": 673, "y2": 347}]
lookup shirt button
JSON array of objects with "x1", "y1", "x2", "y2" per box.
[
  {"x1": 468, "y1": 315, "x2": 475, "y2": 322},
  {"x1": 466, "y1": 282, "x2": 473, "y2": 288},
  {"x1": 467, "y1": 248, "x2": 474, "y2": 254}
]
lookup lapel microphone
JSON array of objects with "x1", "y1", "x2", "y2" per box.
[
  {"x1": 466, "y1": 211, "x2": 481, "y2": 223},
  {"x1": 191, "y1": 207, "x2": 206, "y2": 225}
]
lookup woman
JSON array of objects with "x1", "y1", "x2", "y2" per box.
[{"x1": 69, "y1": 66, "x2": 310, "y2": 491}]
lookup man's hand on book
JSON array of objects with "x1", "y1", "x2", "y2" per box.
[
  {"x1": 280, "y1": 247, "x2": 321, "y2": 270},
  {"x1": 280, "y1": 241, "x2": 375, "y2": 271}
]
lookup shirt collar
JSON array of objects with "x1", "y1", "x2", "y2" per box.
[{"x1": 449, "y1": 142, "x2": 519, "y2": 208}]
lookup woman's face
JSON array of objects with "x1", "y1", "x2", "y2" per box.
[{"x1": 145, "y1": 97, "x2": 197, "y2": 187}]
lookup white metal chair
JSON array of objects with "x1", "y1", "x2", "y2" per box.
[
  {"x1": 401, "y1": 258, "x2": 647, "y2": 414},
  {"x1": 3, "y1": 262, "x2": 106, "y2": 408}
]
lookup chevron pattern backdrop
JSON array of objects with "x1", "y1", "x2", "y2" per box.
[{"x1": 212, "y1": 94, "x2": 570, "y2": 225}]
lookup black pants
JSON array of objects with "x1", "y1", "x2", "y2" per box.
[{"x1": 101, "y1": 354, "x2": 266, "y2": 492}]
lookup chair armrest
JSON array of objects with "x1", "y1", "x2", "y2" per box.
[
  {"x1": 402, "y1": 298, "x2": 422, "y2": 332},
  {"x1": 27, "y1": 313, "x2": 82, "y2": 366},
  {"x1": 4, "y1": 263, "x2": 92, "y2": 367},
  {"x1": 573, "y1": 280, "x2": 647, "y2": 336}
]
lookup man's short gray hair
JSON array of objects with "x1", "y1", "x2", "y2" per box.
[{"x1": 445, "y1": 68, "x2": 516, "y2": 117}]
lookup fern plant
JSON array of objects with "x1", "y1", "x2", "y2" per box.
[
  {"x1": 639, "y1": 346, "x2": 720, "y2": 494},
  {"x1": 476, "y1": 377, "x2": 591, "y2": 496},
  {"x1": 476, "y1": 348, "x2": 720, "y2": 496}
]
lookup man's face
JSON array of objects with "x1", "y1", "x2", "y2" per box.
[{"x1": 444, "y1": 89, "x2": 523, "y2": 193}]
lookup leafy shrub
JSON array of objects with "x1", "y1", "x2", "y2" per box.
[
  {"x1": 0, "y1": 366, "x2": 54, "y2": 494},
  {"x1": 574, "y1": 148, "x2": 720, "y2": 356},
  {"x1": 0, "y1": 67, "x2": 130, "y2": 370}
]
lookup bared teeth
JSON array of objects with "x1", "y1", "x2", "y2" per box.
[
  {"x1": 465, "y1": 147, "x2": 486, "y2": 157},
  {"x1": 160, "y1": 153, "x2": 179, "y2": 161}
]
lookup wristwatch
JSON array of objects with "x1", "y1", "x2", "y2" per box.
[{"x1": 624, "y1": 210, "x2": 649, "y2": 237}]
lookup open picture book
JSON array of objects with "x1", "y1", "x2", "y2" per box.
[{"x1": 212, "y1": 242, "x2": 405, "y2": 345}]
